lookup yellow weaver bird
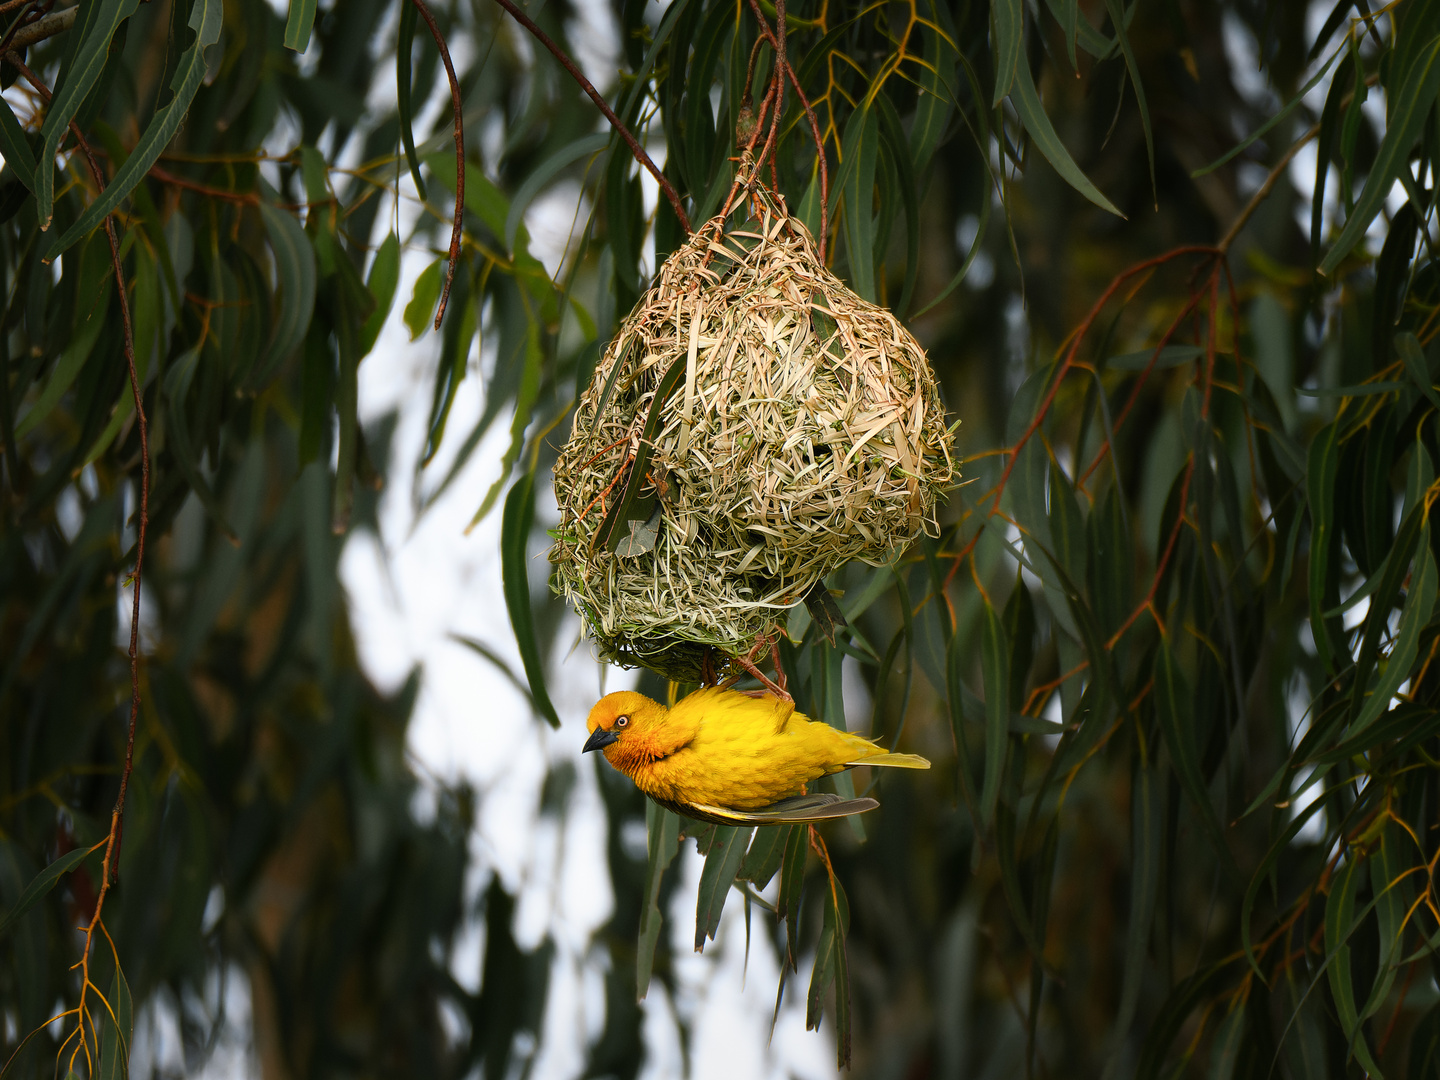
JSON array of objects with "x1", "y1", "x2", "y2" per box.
[{"x1": 583, "y1": 686, "x2": 930, "y2": 825}]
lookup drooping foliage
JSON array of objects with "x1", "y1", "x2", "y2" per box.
[{"x1": 2, "y1": 0, "x2": 1440, "y2": 1077}]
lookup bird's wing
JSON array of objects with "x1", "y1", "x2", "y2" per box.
[{"x1": 676, "y1": 793, "x2": 880, "y2": 825}]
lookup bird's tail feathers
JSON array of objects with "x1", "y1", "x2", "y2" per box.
[{"x1": 850, "y1": 751, "x2": 931, "y2": 769}]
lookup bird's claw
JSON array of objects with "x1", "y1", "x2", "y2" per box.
[{"x1": 720, "y1": 633, "x2": 793, "y2": 702}]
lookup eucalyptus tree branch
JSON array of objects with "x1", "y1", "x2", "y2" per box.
[
  {"x1": 1216, "y1": 121, "x2": 1321, "y2": 253},
  {"x1": 5, "y1": 4, "x2": 74, "y2": 52},
  {"x1": 4, "y1": 51, "x2": 149, "y2": 1075},
  {"x1": 489, "y1": 0, "x2": 692, "y2": 234},
  {"x1": 407, "y1": 0, "x2": 465, "y2": 328}
]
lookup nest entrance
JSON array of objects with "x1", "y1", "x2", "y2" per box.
[{"x1": 550, "y1": 170, "x2": 954, "y2": 680}]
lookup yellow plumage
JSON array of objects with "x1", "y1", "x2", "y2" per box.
[{"x1": 582, "y1": 687, "x2": 929, "y2": 824}]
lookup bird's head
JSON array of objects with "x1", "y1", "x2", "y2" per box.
[{"x1": 582, "y1": 691, "x2": 664, "y2": 755}]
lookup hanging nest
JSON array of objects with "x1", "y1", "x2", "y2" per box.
[{"x1": 550, "y1": 167, "x2": 955, "y2": 680}]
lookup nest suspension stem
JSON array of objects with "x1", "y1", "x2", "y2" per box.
[{"x1": 718, "y1": 0, "x2": 829, "y2": 262}]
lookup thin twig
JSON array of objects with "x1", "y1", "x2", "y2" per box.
[
  {"x1": 11, "y1": 54, "x2": 148, "y2": 1072},
  {"x1": 1217, "y1": 122, "x2": 1320, "y2": 253},
  {"x1": 489, "y1": 0, "x2": 690, "y2": 234},
  {"x1": 408, "y1": 0, "x2": 464, "y2": 329},
  {"x1": 149, "y1": 163, "x2": 259, "y2": 205}
]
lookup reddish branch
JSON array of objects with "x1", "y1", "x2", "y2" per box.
[
  {"x1": 1077, "y1": 295, "x2": 1198, "y2": 486},
  {"x1": 6, "y1": 50, "x2": 149, "y2": 1071},
  {"x1": 744, "y1": 0, "x2": 829, "y2": 260},
  {"x1": 991, "y1": 245, "x2": 1220, "y2": 508},
  {"x1": 149, "y1": 163, "x2": 259, "y2": 205},
  {"x1": 1108, "y1": 458, "x2": 1194, "y2": 645},
  {"x1": 490, "y1": 0, "x2": 691, "y2": 235},
  {"x1": 944, "y1": 246, "x2": 1223, "y2": 643},
  {"x1": 408, "y1": 0, "x2": 464, "y2": 328}
]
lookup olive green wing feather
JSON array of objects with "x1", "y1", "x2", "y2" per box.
[{"x1": 658, "y1": 792, "x2": 881, "y2": 825}]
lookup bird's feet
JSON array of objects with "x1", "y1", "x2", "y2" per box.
[{"x1": 720, "y1": 633, "x2": 793, "y2": 702}]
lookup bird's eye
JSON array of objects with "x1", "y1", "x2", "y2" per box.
[{"x1": 615, "y1": 715, "x2": 629, "y2": 729}]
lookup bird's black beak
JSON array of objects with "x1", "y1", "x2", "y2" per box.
[{"x1": 583, "y1": 727, "x2": 619, "y2": 753}]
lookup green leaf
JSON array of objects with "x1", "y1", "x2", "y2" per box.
[
  {"x1": 874, "y1": 93, "x2": 920, "y2": 314},
  {"x1": 945, "y1": 628, "x2": 980, "y2": 823},
  {"x1": 1056, "y1": 0, "x2": 1079, "y2": 69},
  {"x1": 255, "y1": 197, "x2": 317, "y2": 385},
  {"x1": 1207, "y1": 1005, "x2": 1247, "y2": 1080},
  {"x1": 913, "y1": 181, "x2": 989, "y2": 317},
  {"x1": 43, "y1": 0, "x2": 224, "y2": 261},
  {"x1": 1041, "y1": 0, "x2": 1117, "y2": 59},
  {"x1": 991, "y1": 0, "x2": 1023, "y2": 105},
  {"x1": 1307, "y1": 421, "x2": 1342, "y2": 672},
  {"x1": 359, "y1": 233, "x2": 401, "y2": 357},
  {"x1": 0, "y1": 845, "x2": 97, "y2": 940},
  {"x1": 1134, "y1": 959, "x2": 1239, "y2": 1079},
  {"x1": 13, "y1": 242, "x2": 111, "y2": 438},
  {"x1": 1087, "y1": 486, "x2": 1132, "y2": 637},
  {"x1": 1362, "y1": 822, "x2": 1408, "y2": 1023},
  {"x1": 1325, "y1": 853, "x2": 1385, "y2": 1078},
  {"x1": 738, "y1": 825, "x2": 787, "y2": 890},
  {"x1": 500, "y1": 471, "x2": 561, "y2": 728},
  {"x1": 1351, "y1": 529, "x2": 1437, "y2": 733},
  {"x1": 284, "y1": 0, "x2": 317, "y2": 52},
  {"x1": 683, "y1": 0, "x2": 729, "y2": 196},
  {"x1": 396, "y1": 0, "x2": 427, "y2": 201},
  {"x1": 820, "y1": 880, "x2": 852, "y2": 1068},
  {"x1": 805, "y1": 880, "x2": 850, "y2": 1061},
  {"x1": 605, "y1": 140, "x2": 644, "y2": 295},
  {"x1": 978, "y1": 598, "x2": 1009, "y2": 831},
  {"x1": 469, "y1": 320, "x2": 542, "y2": 528},
  {"x1": 838, "y1": 103, "x2": 880, "y2": 301},
  {"x1": 1398, "y1": 331, "x2": 1440, "y2": 413},
  {"x1": 96, "y1": 964, "x2": 133, "y2": 1080},
  {"x1": 1110, "y1": 760, "x2": 1161, "y2": 1059},
  {"x1": 807, "y1": 922, "x2": 837, "y2": 1029},
  {"x1": 0, "y1": 99, "x2": 37, "y2": 194},
  {"x1": 300, "y1": 144, "x2": 330, "y2": 207},
  {"x1": 1320, "y1": 33, "x2": 1440, "y2": 275},
  {"x1": 1102, "y1": 0, "x2": 1154, "y2": 200},
  {"x1": 1002, "y1": 570, "x2": 1036, "y2": 706},
  {"x1": 1192, "y1": 44, "x2": 1343, "y2": 179},
  {"x1": 1310, "y1": 49, "x2": 1351, "y2": 258},
  {"x1": 778, "y1": 822, "x2": 807, "y2": 968},
  {"x1": 505, "y1": 133, "x2": 609, "y2": 254},
  {"x1": 404, "y1": 258, "x2": 443, "y2": 340},
  {"x1": 330, "y1": 255, "x2": 373, "y2": 534},
  {"x1": 694, "y1": 825, "x2": 751, "y2": 950},
  {"x1": 1153, "y1": 639, "x2": 1232, "y2": 869},
  {"x1": 1311, "y1": 700, "x2": 1433, "y2": 764},
  {"x1": 1108, "y1": 344, "x2": 1204, "y2": 371},
  {"x1": 422, "y1": 269, "x2": 476, "y2": 465},
  {"x1": 637, "y1": 802, "x2": 681, "y2": 999},
  {"x1": 909, "y1": 11, "x2": 956, "y2": 175},
  {"x1": 1348, "y1": 502, "x2": 1424, "y2": 722},
  {"x1": 36, "y1": 0, "x2": 141, "y2": 230},
  {"x1": 1296, "y1": 380, "x2": 1409, "y2": 398},
  {"x1": 84, "y1": 237, "x2": 160, "y2": 465},
  {"x1": 1011, "y1": 57, "x2": 1123, "y2": 217}
]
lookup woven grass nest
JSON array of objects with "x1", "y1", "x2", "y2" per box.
[{"x1": 550, "y1": 171, "x2": 955, "y2": 680}]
